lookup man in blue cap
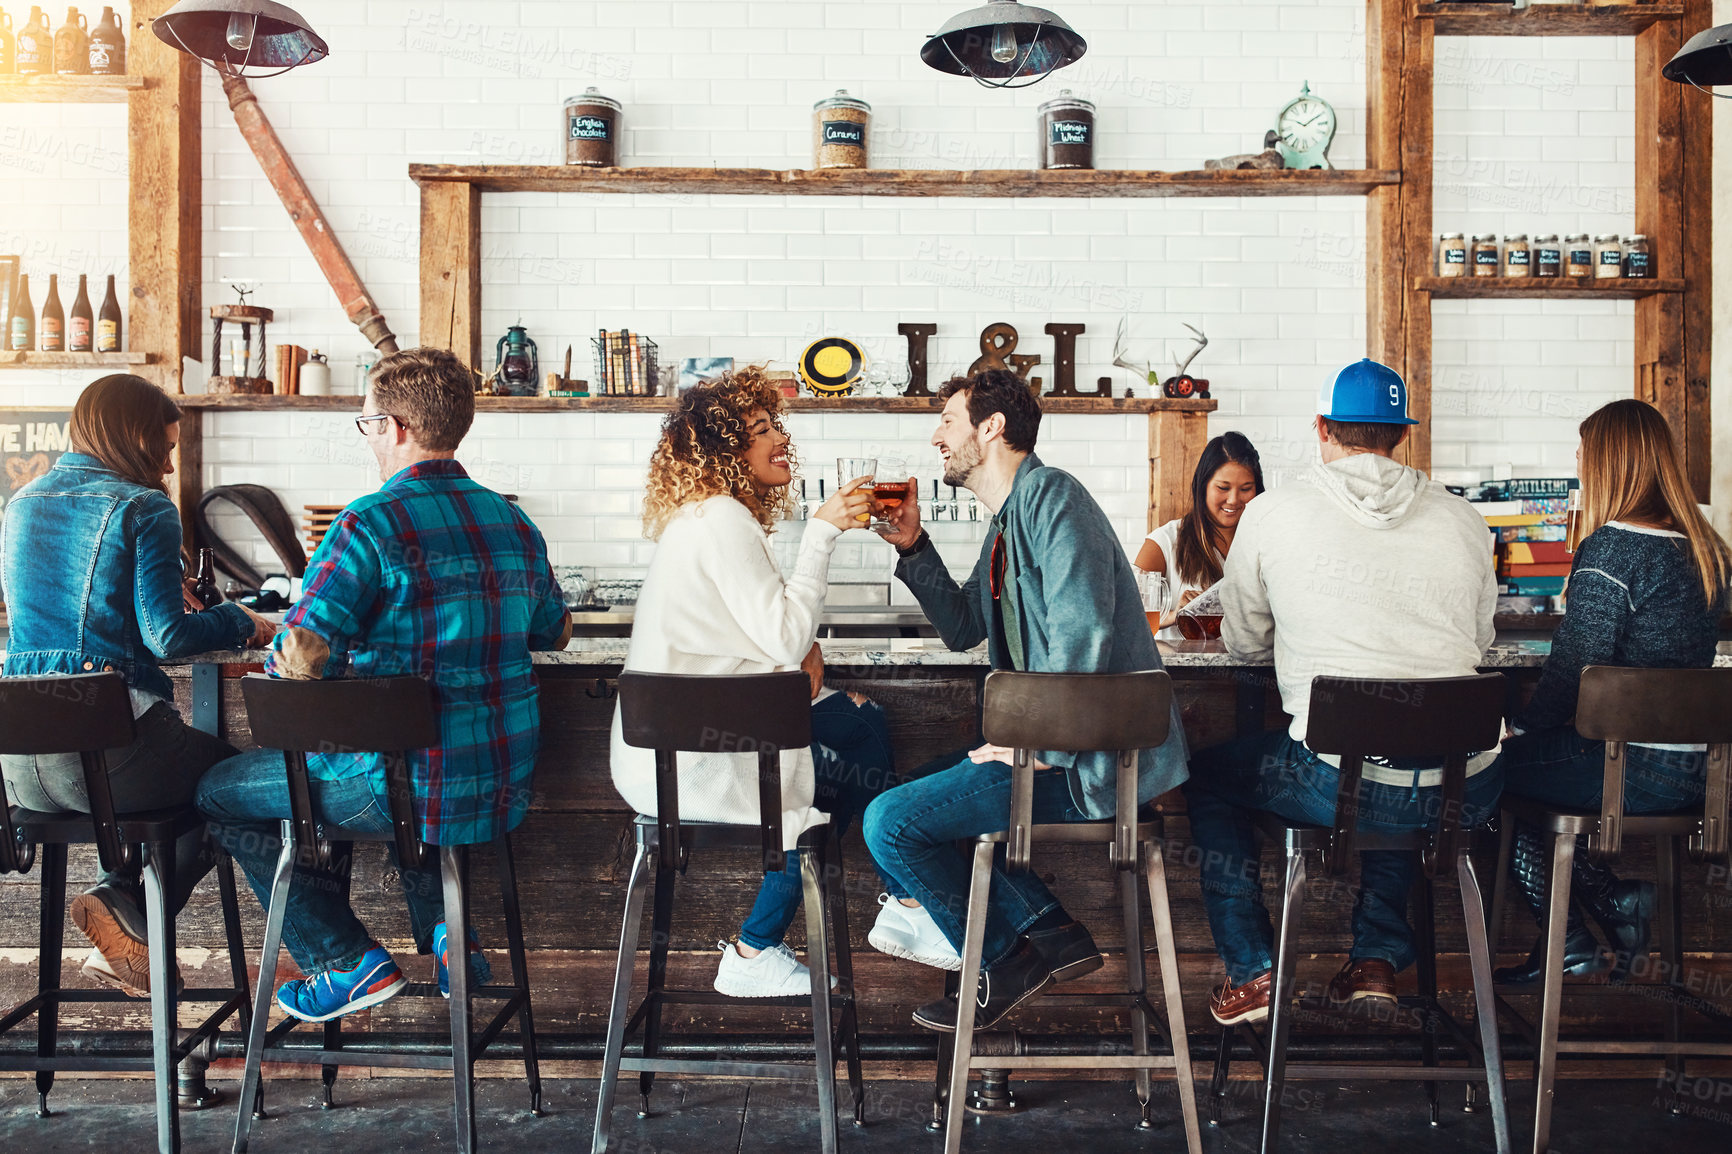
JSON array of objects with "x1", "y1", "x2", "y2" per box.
[{"x1": 1183, "y1": 358, "x2": 1502, "y2": 1025}]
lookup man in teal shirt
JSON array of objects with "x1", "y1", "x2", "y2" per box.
[{"x1": 864, "y1": 369, "x2": 1188, "y2": 1031}]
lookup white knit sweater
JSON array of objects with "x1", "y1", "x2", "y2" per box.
[{"x1": 609, "y1": 496, "x2": 843, "y2": 848}]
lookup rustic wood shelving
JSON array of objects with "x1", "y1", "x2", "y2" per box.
[
  {"x1": 0, "y1": 74, "x2": 147, "y2": 103},
  {"x1": 174, "y1": 393, "x2": 1216, "y2": 415},
  {"x1": 1416, "y1": 2, "x2": 1685, "y2": 36},
  {"x1": 407, "y1": 164, "x2": 1401, "y2": 199},
  {"x1": 1415, "y1": 276, "x2": 1685, "y2": 300},
  {"x1": 0, "y1": 351, "x2": 153, "y2": 368}
]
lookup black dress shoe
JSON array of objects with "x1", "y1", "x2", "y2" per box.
[
  {"x1": 1024, "y1": 920, "x2": 1104, "y2": 983},
  {"x1": 912, "y1": 942, "x2": 1054, "y2": 1033},
  {"x1": 1493, "y1": 926, "x2": 1607, "y2": 986}
]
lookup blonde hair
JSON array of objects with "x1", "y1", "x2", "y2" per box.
[
  {"x1": 1578, "y1": 399, "x2": 1731, "y2": 606},
  {"x1": 642, "y1": 367, "x2": 799, "y2": 540}
]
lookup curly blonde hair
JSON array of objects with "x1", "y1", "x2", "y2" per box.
[{"x1": 642, "y1": 367, "x2": 801, "y2": 539}]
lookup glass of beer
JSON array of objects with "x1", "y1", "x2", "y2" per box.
[
  {"x1": 871, "y1": 455, "x2": 909, "y2": 529},
  {"x1": 1140, "y1": 570, "x2": 1169, "y2": 636},
  {"x1": 836, "y1": 457, "x2": 877, "y2": 524},
  {"x1": 1564, "y1": 487, "x2": 1585, "y2": 554}
]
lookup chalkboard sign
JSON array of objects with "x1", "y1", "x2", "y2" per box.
[{"x1": 0, "y1": 410, "x2": 73, "y2": 517}]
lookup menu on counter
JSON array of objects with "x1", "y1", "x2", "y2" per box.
[{"x1": 0, "y1": 410, "x2": 73, "y2": 518}]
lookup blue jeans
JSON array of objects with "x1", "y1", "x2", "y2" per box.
[
  {"x1": 1502, "y1": 726, "x2": 1705, "y2": 813},
  {"x1": 195, "y1": 749, "x2": 446, "y2": 975},
  {"x1": 1183, "y1": 730, "x2": 1506, "y2": 985},
  {"x1": 740, "y1": 694, "x2": 901, "y2": 950},
  {"x1": 863, "y1": 753, "x2": 1089, "y2": 970}
]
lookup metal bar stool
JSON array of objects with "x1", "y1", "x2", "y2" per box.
[
  {"x1": 1487, "y1": 666, "x2": 1732, "y2": 1154},
  {"x1": 0, "y1": 672, "x2": 254, "y2": 1154},
  {"x1": 229, "y1": 675, "x2": 542, "y2": 1154},
  {"x1": 1206, "y1": 674, "x2": 1513, "y2": 1154},
  {"x1": 593, "y1": 670, "x2": 863, "y2": 1154},
  {"x1": 934, "y1": 669, "x2": 1202, "y2": 1154}
]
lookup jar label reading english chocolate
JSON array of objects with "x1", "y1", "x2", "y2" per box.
[
  {"x1": 569, "y1": 115, "x2": 612, "y2": 141},
  {"x1": 1049, "y1": 120, "x2": 1092, "y2": 146},
  {"x1": 822, "y1": 121, "x2": 865, "y2": 147},
  {"x1": 1537, "y1": 250, "x2": 1561, "y2": 266}
]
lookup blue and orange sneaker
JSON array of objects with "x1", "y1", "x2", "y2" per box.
[
  {"x1": 433, "y1": 922, "x2": 493, "y2": 999},
  {"x1": 275, "y1": 943, "x2": 407, "y2": 1022}
]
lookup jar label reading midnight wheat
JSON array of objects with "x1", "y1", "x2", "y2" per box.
[
  {"x1": 822, "y1": 121, "x2": 865, "y2": 147},
  {"x1": 1049, "y1": 120, "x2": 1092, "y2": 146},
  {"x1": 570, "y1": 115, "x2": 611, "y2": 141},
  {"x1": 1626, "y1": 251, "x2": 1650, "y2": 276}
]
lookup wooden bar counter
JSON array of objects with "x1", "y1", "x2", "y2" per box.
[{"x1": 3, "y1": 639, "x2": 1729, "y2": 1075}]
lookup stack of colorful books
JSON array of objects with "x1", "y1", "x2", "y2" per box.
[{"x1": 1466, "y1": 478, "x2": 1576, "y2": 598}]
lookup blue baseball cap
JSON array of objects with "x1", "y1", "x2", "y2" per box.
[{"x1": 1316, "y1": 358, "x2": 1417, "y2": 425}]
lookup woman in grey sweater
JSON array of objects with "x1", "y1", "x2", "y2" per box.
[{"x1": 1497, "y1": 399, "x2": 1731, "y2": 984}]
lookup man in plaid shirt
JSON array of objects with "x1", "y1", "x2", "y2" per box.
[{"x1": 198, "y1": 347, "x2": 571, "y2": 1022}]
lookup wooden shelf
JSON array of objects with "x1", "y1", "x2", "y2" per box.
[
  {"x1": 1417, "y1": 2, "x2": 1683, "y2": 36},
  {"x1": 173, "y1": 393, "x2": 1216, "y2": 415},
  {"x1": 0, "y1": 74, "x2": 147, "y2": 103},
  {"x1": 408, "y1": 164, "x2": 1401, "y2": 199},
  {"x1": 1416, "y1": 276, "x2": 1684, "y2": 299},
  {"x1": 0, "y1": 351, "x2": 154, "y2": 368}
]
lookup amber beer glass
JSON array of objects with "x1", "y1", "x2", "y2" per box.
[
  {"x1": 1564, "y1": 487, "x2": 1585, "y2": 554},
  {"x1": 870, "y1": 455, "x2": 908, "y2": 529},
  {"x1": 836, "y1": 457, "x2": 876, "y2": 524},
  {"x1": 1139, "y1": 570, "x2": 1168, "y2": 635}
]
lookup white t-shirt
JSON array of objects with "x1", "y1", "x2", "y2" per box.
[{"x1": 1141, "y1": 518, "x2": 1222, "y2": 642}]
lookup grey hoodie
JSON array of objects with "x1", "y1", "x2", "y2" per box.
[{"x1": 1219, "y1": 452, "x2": 1499, "y2": 784}]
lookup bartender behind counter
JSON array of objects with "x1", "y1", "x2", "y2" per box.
[{"x1": 1134, "y1": 432, "x2": 1264, "y2": 640}]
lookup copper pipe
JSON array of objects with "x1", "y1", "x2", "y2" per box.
[{"x1": 220, "y1": 70, "x2": 399, "y2": 354}]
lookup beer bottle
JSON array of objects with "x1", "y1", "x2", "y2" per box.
[
  {"x1": 16, "y1": 6, "x2": 49, "y2": 74},
  {"x1": 68, "y1": 274, "x2": 92, "y2": 352},
  {"x1": 192, "y1": 548, "x2": 222, "y2": 610},
  {"x1": 9, "y1": 274, "x2": 33, "y2": 351},
  {"x1": 39, "y1": 273, "x2": 64, "y2": 352},
  {"x1": 1, "y1": 10, "x2": 17, "y2": 75},
  {"x1": 86, "y1": 4, "x2": 121, "y2": 75},
  {"x1": 96, "y1": 274, "x2": 121, "y2": 352},
  {"x1": 53, "y1": 6, "x2": 87, "y2": 75}
]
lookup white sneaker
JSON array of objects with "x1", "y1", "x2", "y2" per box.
[
  {"x1": 868, "y1": 894, "x2": 962, "y2": 971},
  {"x1": 712, "y1": 941, "x2": 837, "y2": 998}
]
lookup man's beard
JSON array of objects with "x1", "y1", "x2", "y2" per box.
[{"x1": 941, "y1": 435, "x2": 982, "y2": 488}]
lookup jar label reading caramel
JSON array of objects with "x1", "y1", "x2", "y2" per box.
[
  {"x1": 822, "y1": 121, "x2": 865, "y2": 147},
  {"x1": 1049, "y1": 120, "x2": 1092, "y2": 146},
  {"x1": 570, "y1": 115, "x2": 611, "y2": 141},
  {"x1": 1474, "y1": 250, "x2": 1499, "y2": 267}
]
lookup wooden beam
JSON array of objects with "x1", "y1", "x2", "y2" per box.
[
  {"x1": 1679, "y1": 0, "x2": 1714, "y2": 501},
  {"x1": 1148, "y1": 410, "x2": 1210, "y2": 531},
  {"x1": 1635, "y1": 21, "x2": 1689, "y2": 482},
  {"x1": 1367, "y1": 0, "x2": 1433, "y2": 474},
  {"x1": 418, "y1": 180, "x2": 482, "y2": 370},
  {"x1": 174, "y1": 393, "x2": 1219, "y2": 416},
  {"x1": 171, "y1": 408, "x2": 202, "y2": 555},
  {"x1": 407, "y1": 164, "x2": 1402, "y2": 199},
  {"x1": 128, "y1": 0, "x2": 200, "y2": 396},
  {"x1": 1414, "y1": 277, "x2": 1685, "y2": 301},
  {"x1": 1417, "y1": 2, "x2": 1685, "y2": 36}
]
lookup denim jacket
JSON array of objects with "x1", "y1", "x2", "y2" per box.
[
  {"x1": 894, "y1": 454, "x2": 1190, "y2": 819},
  {"x1": 1, "y1": 452, "x2": 252, "y2": 700}
]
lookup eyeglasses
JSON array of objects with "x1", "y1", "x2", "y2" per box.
[{"x1": 355, "y1": 412, "x2": 396, "y2": 436}]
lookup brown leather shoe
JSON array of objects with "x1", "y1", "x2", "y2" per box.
[
  {"x1": 1209, "y1": 971, "x2": 1273, "y2": 1026},
  {"x1": 1326, "y1": 957, "x2": 1398, "y2": 1005}
]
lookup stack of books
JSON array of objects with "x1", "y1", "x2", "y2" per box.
[
  {"x1": 1466, "y1": 478, "x2": 1575, "y2": 598},
  {"x1": 593, "y1": 330, "x2": 660, "y2": 396}
]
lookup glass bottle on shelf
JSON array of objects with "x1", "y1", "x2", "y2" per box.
[
  {"x1": 16, "y1": 6, "x2": 50, "y2": 74},
  {"x1": 86, "y1": 3, "x2": 122, "y2": 74},
  {"x1": 39, "y1": 273, "x2": 64, "y2": 351},
  {"x1": 52, "y1": 5, "x2": 86, "y2": 75},
  {"x1": 8, "y1": 274, "x2": 34, "y2": 351},
  {"x1": 67, "y1": 274, "x2": 92, "y2": 351},
  {"x1": 96, "y1": 273, "x2": 121, "y2": 351},
  {"x1": 0, "y1": 10, "x2": 15, "y2": 74}
]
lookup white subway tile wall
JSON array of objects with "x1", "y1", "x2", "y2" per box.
[{"x1": 0, "y1": 1, "x2": 1636, "y2": 583}]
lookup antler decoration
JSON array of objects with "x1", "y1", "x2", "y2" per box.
[{"x1": 1174, "y1": 323, "x2": 1209, "y2": 378}]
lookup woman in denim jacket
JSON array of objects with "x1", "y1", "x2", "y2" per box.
[{"x1": 1, "y1": 375, "x2": 275, "y2": 996}]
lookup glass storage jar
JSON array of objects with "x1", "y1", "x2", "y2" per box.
[
  {"x1": 813, "y1": 90, "x2": 870, "y2": 169},
  {"x1": 1438, "y1": 232, "x2": 1467, "y2": 278},
  {"x1": 1533, "y1": 234, "x2": 1561, "y2": 279},
  {"x1": 1502, "y1": 234, "x2": 1531, "y2": 278},
  {"x1": 1038, "y1": 89, "x2": 1096, "y2": 170},
  {"x1": 1622, "y1": 235, "x2": 1652, "y2": 279},
  {"x1": 1565, "y1": 234, "x2": 1594, "y2": 278},
  {"x1": 564, "y1": 88, "x2": 621, "y2": 167},
  {"x1": 1471, "y1": 234, "x2": 1501, "y2": 278}
]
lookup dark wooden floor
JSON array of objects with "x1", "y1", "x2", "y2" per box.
[{"x1": 5, "y1": 1074, "x2": 1732, "y2": 1153}]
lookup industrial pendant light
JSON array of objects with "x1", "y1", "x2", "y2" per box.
[
  {"x1": 152, "y1": 0, "x2": 329, "y2": 78},
  {"x1": 1663, "y1": 23, "x2": 1732, "y2": 96},
  {"x1": 921, "y1": 0, "x2": 1088, "y2": 90}
]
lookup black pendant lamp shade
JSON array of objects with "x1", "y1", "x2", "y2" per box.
[
  {"x1": 1664, "y1": 23, "x2": 1732, "y2": 92},
  {"x1": 152, "y1": 0, "x2": 329, "y2": 76},
  {"x1": 921, "y1": 0, "x2": 1087, "y2": 89}
]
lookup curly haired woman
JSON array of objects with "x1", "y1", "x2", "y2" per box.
[{"x1": 610, "y1": 368, "x2": 901, "y2": 997}]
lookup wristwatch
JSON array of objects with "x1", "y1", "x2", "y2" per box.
[{"x1": 895, "y1": 529, "x2": 931, "y2": 559}]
